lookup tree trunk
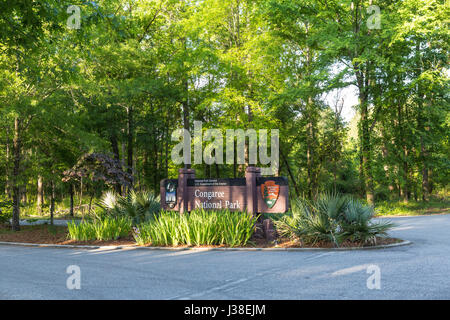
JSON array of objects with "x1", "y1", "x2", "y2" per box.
[
  {"x1": 421, "y1": 152, "x2": 430, "y2": 201},
  {"x1": 79, "y1": 177, "x2": 83, "y2": 207},
  {"x1": 127, "y1": 106, "x2": 134, "y2": 190},
  {"x1": 21, "y1": 185, "x2": 27, "y2": 204},
  {"x1": 306, "y1": 97, "x2": 318, "y2": 199},
  {"x1": 215, "y1": 162, "x2": 220, "y2": 178},
  {"x1": 50, "y1": 178, "x2": 55, "y2": 225},
  {"x1": 357, "y1": 78, "x2": 374, "y2": 205},
  {"x1": 11, "y1": 117, "x2": 21, "y2": 231},
  {"x1": 403, "y1": 146, "x2": 409, "y2": 203},
  {"x1": 415, "y1": 40, "x2": 430, "y2": 202},
  {"x1": 165, "y1": 125, "x2": 169, "y2": 179},
  {"x1": 233, "y1": 139, "x2": 237, "y2": 178},
  {"x1": 69, "y1": 183, "x2": 74, "y2": 217},
  {"x1": 182, "y1": 85, "x2": 190, "y2": 169},
  {"x1": 359, "y1": 147, "x2": 364, "y2": 197},
  {"x1": 88, "y1": 191, "x2": 94, "y2": 216},
  {"x1": 397, "y1": 102, "x2": 409, "y2": 203},
  {"x1": 280, "y1": 148, "x2": 300, "y2": 197},
  {"x1": 428, "y1": 168, "x2": 433, "y2": 195},
  {"x1": 419, "y1": 112, "x2": 430, "y2": 202},
  {"x1": 5, "y1": 126, "x2": 11, "y2": 198},
  {"x1": 182, "y1": 37, "x2": 191, "y2": 170},
  {"x1": 352, "y1": 2, "x2": 374, "y2": 205},
  {"x1": 153, "y1": 131, "x2": 159, "y2": 192},
  {"x1": 419, "y1": 113, "x2": 430, "y2": 201},
  {"x1": 381, "y1": 145, "x2": 395, "y2": 197},
  {"x1": 110, "y1": 133, "x2": 122, "y2": 195},
  {"x1": 37, "y1": 175, "x2": 44, "y2": 214}
]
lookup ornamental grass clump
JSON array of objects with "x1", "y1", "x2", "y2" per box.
[
  {"x1": 275, "y1": 193, "x2": 395, "y2": 247},
  {"x1": 67, "y1": 216, "x2": 132, "y2": 241},
  {"x1": 67, "y1": 220, "x2": 96, "y2": 241},
  {"x1": 133, "y1": 209, "x2": 257, "y2": 247}
]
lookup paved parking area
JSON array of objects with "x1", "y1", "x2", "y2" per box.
[{"x1": 0, "y1": 214, "x2": 449, "y2": 299}]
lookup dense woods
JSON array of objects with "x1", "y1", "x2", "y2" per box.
[{"x1": 0, "y1": 0, "x2": 448, "y2": 230}]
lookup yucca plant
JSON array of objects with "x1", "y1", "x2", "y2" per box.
[
  {"x1": 276, "y1": 198, "x2": 341, "y2": 246},
  {"x1": 314, "y1": 193, "x2": 350, "y2": 221},
  {"x1": 97, "y1": 190, "x2": 160, "y2": 224},
  {"x1": 275, "y1": 194, "x2": 395, "y2": 247},
  {"x1": 339, "y1": 199, "x2": 396, "y2": 245}
]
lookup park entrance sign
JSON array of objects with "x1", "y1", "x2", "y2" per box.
[{"x1": 160, "y1": 167, "x2": 289, "y2": 214}]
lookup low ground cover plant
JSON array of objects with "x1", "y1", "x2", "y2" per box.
[
  {"x1": 67, "y1": 216, "x2": 132, "y2": 241},
  {"x1": 133, "y1": 209, "x2": 257, "y2": 247},
  {"x1": 375, "y1": 199, "x2": 449, "y2": 216},
  {"x1": 275, "y1": 194, "x2": 395, "y2": 247}
]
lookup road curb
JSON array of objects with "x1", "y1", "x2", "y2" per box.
[
  {"x1": 0, "y1": 242, "x2": 128, "y2": 250},
  {"x1": 0, "y1": 240, "x2": 412, "y2": 251}
]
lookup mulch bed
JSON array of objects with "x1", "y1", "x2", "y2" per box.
[
  {"x1": 0, "y1": 224, "x2": 135, "y2": 246},
  {"x1": 0, "y1": 224, "x2": 402, "y2": 248},
  {"x1": 268, "y1": 237, "x2": 402, "y2": 248}
]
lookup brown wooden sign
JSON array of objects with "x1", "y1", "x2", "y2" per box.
[{"x1": 160, "y1": 167, "x2": 289, "y2": 214}]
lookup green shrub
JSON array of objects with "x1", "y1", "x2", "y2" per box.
[
  {"x1": 275, "y1": 193, "x2": 395, "y2": 247},
  {"x1": 97, "y1": 190, "x2": 160, "y2": 224},
  {"x1": 339, "y1": 199, "x2": 394, "y2": 244},
  {"x1": 276, "y1": 196, "x2": 342, "y2": 246},
  {"x1": 133, "y1": 209, "x2": 257, "y2": 247},
  {"x1": 67, "y1": 216, "x2": 132, "y2": 241}
]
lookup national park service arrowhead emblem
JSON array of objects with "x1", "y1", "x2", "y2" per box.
[{"x1": 261, "y1": 180, "x2": 279, "y2": 209}]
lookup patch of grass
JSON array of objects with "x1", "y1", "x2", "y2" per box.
[{"x1": 374, "y1": 199, "x2": 449, "y2": 216}]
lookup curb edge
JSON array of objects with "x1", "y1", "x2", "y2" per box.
[{"x1": 0, "y1": 240, "x2": 412, "y2": 251}]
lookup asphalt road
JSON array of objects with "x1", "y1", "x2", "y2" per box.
[{"x1": 1, "y1": 214, "x2": 449, "y2": 300}]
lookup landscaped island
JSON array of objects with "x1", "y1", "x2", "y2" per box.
[{"x1": 0, "y1": 192, "x2": 401, "y2": 249}]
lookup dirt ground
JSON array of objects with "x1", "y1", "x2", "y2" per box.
[{"x1": 0, "y1": 224, "x2": 135, "y2": 246}]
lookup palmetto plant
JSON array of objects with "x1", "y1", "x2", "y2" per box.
[
  {"x1": 339, "y1": 199, "x2": 395, "y2": 245},
  {"x1": 276, "y1": 197, "x2": 342, "y2": 246},
  {"x1": 275, "y1": 193, "x2": 395, "y2": 247},
  {"x1": 97, "y1": 190, "x2": 160, "y2": 225}
]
